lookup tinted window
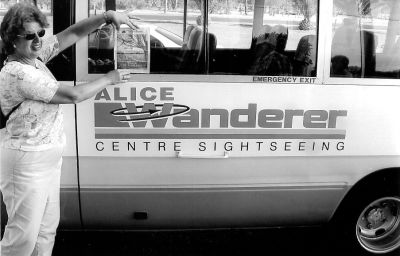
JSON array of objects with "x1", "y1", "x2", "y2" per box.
[
  {"x1": 88, "y1": 0, "x2": 318, "y2": 77},
  {"x1": 246, "y1": 0, "x2": 318, "y2": 77},
  {"x1": 331, "y1": 0, "x2": 400, "y2": 79}
]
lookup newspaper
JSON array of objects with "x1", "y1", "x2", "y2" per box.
[{"x1": 115, "y1": 26, "x2": 150, "y2": 73}]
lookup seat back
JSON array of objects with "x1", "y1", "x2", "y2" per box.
[
  {"x1": 383, "y1": 38, "x2": 400, "y2": 74},
  {"x1": 248, "y1": 25, "x2": 291, "y2": 75},
  {"x1": 187, "y1": 27, "x2": 203, "y2": 50},
  {"x1": 206, "y1": 32, "x2": 217, "y2": 71},
  {"x1": 293, "y1": 34, "x2": 317, "y2": 76},
  {"x1": 268, "y1": 25, "x2": 288, "y2": 53},
  {"x1": 180, "y1": 27, "x2": 217, "y2": 73},
  {"x1": 182, "y1": 25, "x2": 196, "y2": 49}
]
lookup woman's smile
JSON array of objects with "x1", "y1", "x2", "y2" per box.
[{"x1": 31, "y1": 40, "x2": 42, "y2": 51}]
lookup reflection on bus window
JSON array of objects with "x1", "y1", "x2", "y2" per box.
[
  {"x1": 331, "y1": 0, "x2": 400, "y2": 79},
  {"x1": 88, "y1": 0, "x2": 201, "y2": 74},
  {"x1": 248, "y1": 0, "x2": 318, "y2": 77},
  {"x1": 87, "y1": 0, "x2": 318, "y2": 77}
]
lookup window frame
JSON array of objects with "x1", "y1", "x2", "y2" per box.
[
  {"x1": 324, "y1": 0, "x2": 400, "y2": 86},
  {"x1": 76, "y1": 0, "x2": 323, "y2": 84}
]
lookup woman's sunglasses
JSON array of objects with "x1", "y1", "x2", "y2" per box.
[{"x1": 17, "y1": 29, "x2": 45, "y2": 40}]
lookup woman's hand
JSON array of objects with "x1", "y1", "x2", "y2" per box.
[
  {"x1": 56, "y1": 9, "x2": 140, "y2": 52},
  {"x1": 51, "y1": 70, "x2": 131, "y2": 104},
  {"x1": 105, "y1": 70, "x2": 131, "y2": 85},
  {"x1": 105, "y1": 10, "x2": 139, "y2": 30}
]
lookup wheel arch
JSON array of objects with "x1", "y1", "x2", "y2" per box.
[{"x1": 330, "y1": 167, "x2": 400, "y2": 223}]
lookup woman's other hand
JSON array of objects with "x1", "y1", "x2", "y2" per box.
[
  {"x1": 51, "y1": 70, "x2": 131, "y2": 104},
  {"x1": 105, "y1": 10, "x2": 139, "y2": 31},
  {"x1": 105, "y1": 70, "x2": 131, "y2": 84}
]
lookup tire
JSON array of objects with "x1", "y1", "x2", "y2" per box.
[{"x1": 331, "y1": 180, "x2": 400, "y2": 255}]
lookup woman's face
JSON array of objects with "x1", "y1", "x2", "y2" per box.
[{"x1": 14, "y1": 21, "x2": 44, "y2": 60}]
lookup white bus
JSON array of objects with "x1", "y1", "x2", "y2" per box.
[{"x1": 1, "y1": 0, "x2": 400, "y2": 255}]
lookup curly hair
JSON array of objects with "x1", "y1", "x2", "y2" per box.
[{"x1": 0, "y1": 3, "x2": 49, "y2": 55}]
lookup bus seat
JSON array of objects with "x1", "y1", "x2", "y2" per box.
[
  {"x1": 187, "y1": 27, "x2": 203, "y2": 50},
  {"x1": 268, "y1": 25, "x2": 288, "y2": 53},
  {"x1": 207, "y1": 32, "x2": 217, "y2": 71},
  {"x1": 248, "y1": 25, "x2": 291, "y2": 76},
  {"x1": 362, "y1": 30, "x2": 377, "y2": 77},
  {"x1": 193, "y1": 32, "x2": 217, "y2": 70},
  {"x1": 260, "y1": 24, "x2": 272, "y2": 34},
  {"x1": 253, "y1": 25, "x2": 272, "y2": 46},
  {"x1": 248, "y1": 25, "x2": 272, "y2": 74},
  {"x1": 293, "y1": 34, "x2": 317, "y2": 76},
  {"x1": 179, "y1": 28, "x2": 217, "y2": 73},
  {"x1": 383, "y1": 39, "x2": 400, "y2": 74},
  {"x1": 182, "y1": 24, "x2": 196, "y2": 49},
  {"x1": 208, "y1": 33, "x2": 217, "y2": 53}
]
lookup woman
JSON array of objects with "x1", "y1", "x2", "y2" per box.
[{"x1": 0, "y1": 3, "x2": 135, "y2": 256}]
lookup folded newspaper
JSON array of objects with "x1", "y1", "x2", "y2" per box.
[{"x1": 115, "y1": 26, "x2": 150, "y2": 73}]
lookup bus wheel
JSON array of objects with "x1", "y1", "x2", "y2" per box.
[
  {"x1": 333, "y1": 184, "x2": 400, "y2": 255},
  {"x1": 355, "y1": 196, "x2": 400, "y2": 254}
]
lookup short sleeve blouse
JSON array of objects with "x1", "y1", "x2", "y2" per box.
[{"x1": 0, "y1": 35, "x2": 65, "y2": 151}]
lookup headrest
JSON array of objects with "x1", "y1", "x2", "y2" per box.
[{"x1": 267, "y1": 25, "x2": 288, "y2": 52}]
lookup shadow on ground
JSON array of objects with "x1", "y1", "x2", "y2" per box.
[{"x1": 53, "y1": 227, "x2": 368, "y2": 256}]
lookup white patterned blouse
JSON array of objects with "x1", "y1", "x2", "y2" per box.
[{"x1": 0, "y1": 35, "x2": 65, "y2": 151}]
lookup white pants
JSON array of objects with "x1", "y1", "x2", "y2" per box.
[{"x1": 0, "y1": 146, "x2": 63, "y2": 256}]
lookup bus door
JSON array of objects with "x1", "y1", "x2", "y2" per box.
[{"x1": 73, "y1": 0, "x2": 354, "y2": 230}]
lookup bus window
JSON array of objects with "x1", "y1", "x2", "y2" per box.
[
  {"x1": 331, "y1": 0, "x2": 400, "y2": 79},
  {"x1": 88, "y1": 0, "x2": 204, "y2": 74},
  {"x1": 87, "y1": 0, "x2": 318, "y2": 77},
  {"x1": 245, "y1": 0, "x2": 318, "y2": 77}
]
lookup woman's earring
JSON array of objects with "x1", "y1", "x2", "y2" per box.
[{"x1": 13, "y1": 44, "x2": 16, "y2": 48}]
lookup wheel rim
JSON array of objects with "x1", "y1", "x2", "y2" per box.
[{"x1": 356, "y1": 197, "x2": 400, "y2": 254}]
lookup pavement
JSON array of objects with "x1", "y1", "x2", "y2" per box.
[{"x1": 52, "y1": 227, "x2": 369, "y2": 256}]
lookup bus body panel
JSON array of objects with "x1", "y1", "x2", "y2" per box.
[
  {"x1": 77, "y1": 155, "x2": 400, "y2": 229},
  {"x1": 74, "y1": 83, "x2": 400, "y2": 228},
  {"x1": 79, "y1": 184, "x2": 348, "y2": 229}
]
